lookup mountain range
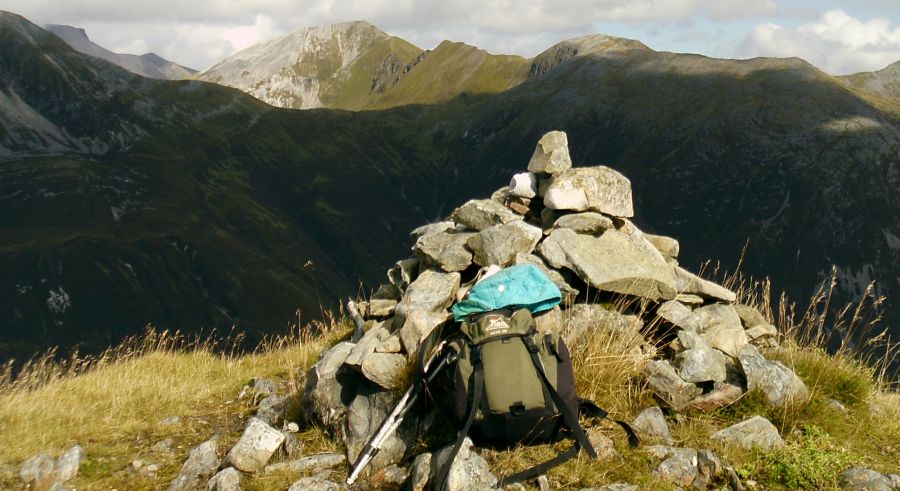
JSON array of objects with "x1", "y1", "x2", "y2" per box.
[{"x1": 1, "y1": 10, "x2": 898, "y2": 364}]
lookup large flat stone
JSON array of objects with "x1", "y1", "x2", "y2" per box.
[
  {"x1": 450, "y1": 199, "x2": 520, "y2": 231},
  {"x1": 710, "y1": 416, "x2": 784, "y2": 450},
  {"x1": 394, "y1": 269, "x2": 460, "y2": 320},
  {"x1": 227, "y1": 418, "x2": 285, "y2": 472},
  {"x1": 673, "y1": 266, "x2": 736, "y2": 303},
  {"x1": 413, "y1": 231, "x2": 475, "y2": 272},
  {"x1": 552, "y1": 211, "x2": 614, "y2": 234},
  {"x1": 643, "y1": 359, "x2": 703, "y2": 411},
  {"x1": 739, "y1": 345, "x2": 809, "y2": 407},
  {"x1": 468, "y1": 221, "x2": 542, "y2": 267},
  {"x1": 542, "y1": 166, "x2": 634, "y2": 217},
  {"x1": 538, "y1": 228, "x2": 676, "y2": 301}
]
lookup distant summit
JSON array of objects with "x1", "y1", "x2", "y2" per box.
[
  {"x1": 45, "y1": 24, "x2": 196, "y2": 80},
  {"x1": 839, "y1": 60, "x2": 900, "y2": 99}
]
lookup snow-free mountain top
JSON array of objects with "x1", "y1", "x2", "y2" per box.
[
  {"x1": 45, "y1": 24, "x2": 196, "y2": 80},
  {"x1": 840, "y1": 60, "x2": 900, "y2": 100},
  {"x1": 198, "y1": 21, "x2": 421, "y2": 109}
]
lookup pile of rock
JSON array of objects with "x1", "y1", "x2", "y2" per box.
[
  {"x1": 297, "y1": 131, "x2": 811, "y2": 488},
  {"x1": 18, "y1": 445, "x2": 83, "y2": 490}
]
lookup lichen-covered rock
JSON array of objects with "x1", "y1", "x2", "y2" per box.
[
  {"x1": 538, "y1": 228, "x2": 676, "y2": 301},
  {"x1": 839, "y1": 467, "x2": 894, "y2": 491},
  {"x1": 644, "y1": 233, "x2": 680, "y2": 259},
  {"x1": 413, "y1": 231, "x2": 475, "y2": 272},
  {"x1": 344, "y1": 389, "x2": 415, "y2": 476},
  {"x1": 676, "y1": 345, "x2": 727, "y2": 383},
  {"x1": 694, "y1": 304, "x2": 749, "y2": 357},
  {"x1": 395, "y1": 270, "x2": 460, "y2": 319},
  {"x1": 450, "y1": 199, "x2": 520, "y2": 231},
  {"x1": 264, "y1": 453, "x2": 346, "y2": 475},
  {"x1": 301, "y1": 341, "x2": 356, "y2": 427},
  {"x1": 167, "y1": 437, "x2": 221, "y2": 491},
  {"x1": 207, "y1": 467, "x2": 241, "y2": 491},
  {"x1": 410, "y1": 221, "x2": 456, "y2": 240},
  {"x1": 673, "y1": 266, "x2": 736, "y2": 302},
  {"x1": 649, "y1": 446, "x2": 698, "y2": 487},
  {"x1": 398, "y1": 310, "x2": 452, "y2": 357},
  {"x1": 552, "y1": 211, "x2": 614, "y2": 234},
  {"x1": 543, "y1": 167, "x2": 634, "y2": 217},
  {"x1": 562, "y1": 303, "x2": 644, "y2": 345},
  {"x1": 468, "y1": 221, "x2": 542, "y2": 267},
  {"x1": 643, "y1": 359, "x2": 703, "y2": 411},
  {"x1": 361, "y1": 352, "x2": 407, "y2": 389},
  {"x1": 710, "y1": 416, "x2": 784, "y2": 450},
  {"x1": 287, "y1": 476, "x2": 340, "y2": 491},
  {"x1": 739, "y1": 345, "x2": 809, "y2": 407},
  {"x1": 227, "y1": 418, "x2": 285, "y2": 472},
  {"x1": 527, "y1": 131, "x2": 572, "y2": 175},
  {"x1": 631, "y1": 406, "x2": 673, "y2": 444},
  {"x1": 430, "y1": 437, "x2": 498, "y2": 491},
  {"x1": 19, "y1": 453, "x2": 56, "y2": 489}
]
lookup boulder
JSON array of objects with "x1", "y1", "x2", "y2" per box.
[
  {"x1": 406, "y1": 452, "x2": 432, "y2": 491},
  {"x1": 152, "y1": 439, "x2": 176, "y2": 453},
  {"x1": 255, "y1": 394, "x2": 288, "y2": 427},
  {"x1": 302, "y1": 341, "x2": 356, "y2": 427},
  {"x1": 733, "y1": 304, "x2": 768, "y2": 328},
  {"x1": 683, "y1": 380, "x2": 745, "y2": 412},
  {"x1": 653, "y1": 452, "x2": 698, "y2": 487},
  {"x1": 345, "y1": 326, "x2": 387, "y2": 369},
  {"x1": 527, "y1": 131, "x2": 572, "y2": 174},
  {"x1": 694, "y1": 304, "x2": 749, "y2": 357},
  {"x1": 277, "y1": 431, "x2": 304, "y2": 460},
  {"x1": 538, "y1": 228, "x2": 677, "y2": 301},
  {"x1": 673, "y1": 266, "x2": 736, "y2": 303},
  {"x1": 19, "y1": 453, "x2": 56, "y2": 489},
  {"x1": 54, "y1": 445, "x2": 83, "y2": 483},
  {"x1": 631, "y1": 406, "x2": 673, "y2": 444},
  {"x1": 344, "y1": 389, "x2": 415, "y2": 474},
  {"x1": 395, "y1": 270, "x2": 460, "y2": 319},
  {"x1": 839, "y1": 467, "x2": 893, "y2": 491},
  {"x1": 710, "y1": 416, "x2": 784, "y2": 450},
  {"x1": 468, "y1": 221, "x2": 542, "y2": 267},
  {"x1": 387, "y1": 258, "x2": 419, "y2": 291},
  {"x1": 398, "y1": 310, "x2": 452, "y2": 357},
  {"x1": 552, "y1": 212, "x2": 614, "y2": 234},
  {"x1": 287, "y1": 477, "x2": 340, "y2": 491},
  {"x1": 696, "y1": 449, "x2": 723, "y2": 487},
  {"x1": 746, "y1": 323, "x2": 778, "y2": 341},
  {"x1": 738, "y1": 345, "x2": 809, "y2": 407},
  {"x1": 644, "y1": 233, "x2": 680, "y2": 259},
  {"x1": 227, "y1": 418, "x2": 285, "y2": 472},
  {"x1": 362, "y1": 353, "x2": 408, "y2": 389},
  {"x1": 676, "y1": 345, "x2": 728, "y2": 383},
  {"x1": 410, "y1": 221, "x2": 456, "y2": 240},
  {"x1": 368, "y1": 299, "x2": 397, "y2": 318},
  {"x1": 543, "y1": 167, "x2": 634, "y2": 217},
  {"x1": 588, "y1": 428, "x2": 621, "y2": 461},
  {"x1": 657, "y1": 301, "x2": 702, "y2": 332},
  {"x1": 167, "y1": 437, "x2": 221, "y2": 491},
  {"x1": 450, "y1": 199, "x2": 520, "y2": 231},
  {"x1": 207, "y1": 467, "x2": 241, "y2": 491},
  {"x1": 643, "y1": 359, "x2": 703, "y2": 411},
  {"x1": 376, "y1": 334, "x2": 403, "y2": 354},
  {"x1": 413, "y1": 231, "x2": 475, "y2": 272},
  {"x1": 430, "y1": 437, "x2": 498, "y2": 491},
  {"x1": 513, "y1": 253, "x2": 580, "y2": 301},
  {"x1": 264, "y1": 453, "x2": 346, "y2": 475},
  {"x1": 509, "y1": 172, "x2": 538, "y2": 198}
]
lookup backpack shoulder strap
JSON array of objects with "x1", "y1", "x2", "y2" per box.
[{"x1": 434, "y1": 344, "x2": 484, "y2": 491}]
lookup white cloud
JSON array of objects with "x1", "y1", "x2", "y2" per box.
[
  {"x1": 4, "y1": 0, "x2": 781, "y2": 70},
  {"x1": 737, "y1": 10, "x2": 900, "y2": 74}
]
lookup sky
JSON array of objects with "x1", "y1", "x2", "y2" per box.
[{"x1": 2, "y1": 0, "x2": 899, "y2": 75}]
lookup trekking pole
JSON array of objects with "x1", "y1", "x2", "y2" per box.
[{"x1": 346, "y1": 342, "x2": 455, "y2": 485}]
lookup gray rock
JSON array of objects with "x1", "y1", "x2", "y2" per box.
[
  {"x1": 676, "y1": 345, "x2": 728, "y2": 383},
  {"x1": 887, "y1": 474, "x2": 900, "y2": 489},
  {"x1": 406, "y1": 452, "x2": 432, "y2": 491},
  {"x1": 675, "y1": 293, "x2": 705, "y2": 305},
  {"x1": 55, "y1": 445, "x2": 83, "y2": 482},
  {"x1": 450, "y1": 199, "x2": 520, "y2": 231},
  {"x1": 361, "y1": 352, "x2": 408, "y2": 389},
  {"x1": 746, "y1": 323, "x2": 778, "y2": 341},
  {"x1": 534, "y1": 306, "x2": 563, "y2": 336},
  {"x1": 839, "y1": 467, "x2": 893, "y2": 491},
  {"x1": 676, "y1": 329, "x2": 706, "y2": 350},
  {"x1": 152, "y1": 438, "x2": 176, "y2": 453},
  {"x1": 505, "y1": 195, "x2": 533, "y2": 216},
  {"x1": 710, "y1": 416, "x2": 784, "y2": 450},
  {"x1": 398, "y1": 310, "x2": 452, "y2": 357},
  {"x1": 373, "y1": 283, "x2": 402, "y2": 301},
  {"x1": 733, "y1": 304, "x2": 768, "y2": 329},
  {"x1": 644, "y1": 233, "x2": 680, "y2": 259},
  {"x1": 528, "y1": 131, "x2": 573, "y2": 175},
  {"x1": 277, "y1": 430, "x2": 304, "y2": 460},
  {"x1": 587, "y1": 484, "x2": 639, "y2": 491},
  {"x1": 562, "y1": 303, "x2": 644, "y2": 345},
  {"x1": 345, "y1": 325, "x2": 388, "y2": 369},
  {"x1": 827, "y1": 398, "x2": 849, "y2": 414},
  {"x1": 413, "y1": 231, "x2": 476, "y2": 272},
  {"x1": 643, "y1": 359, "x2": 703, "y2": 411},
  {"x1": 683, "y1": 380, "x2": 745, "y2": 412},
  {"x1": 388, "y1": 258, "x2": 419, "y2": 291},
  {"x1": 344, "y1": 390, "x2": 415, "y2": 474},
  {"x1": 376, "y1": 334, "x2": 403, "y2": 353},
  {"x1": 658, "y1": 301, "x2": 703, "y2": 332},
  {"x1": 410, "y1": 221, "x2": 456, "y2": 240},
  {"x1": 302, "y1": 341, "x2": 356, "y2": 428},
  {"x1": 543, "y1": 166, "x2": 634, "y2": 217},
  {"x1": 694, "y1": 304, "x2": 749, "y2": 358},
  {"x1": 697, "y1": 449, "x2": 723, "y2": 484},
  {"x1": 537, "y1": 474, "x2": 551, "y2": 491},
  {"x1": 631, "y1": 407, "x2": 673, "y2": 444},
  {"x1": 368, "y1": 299, "x2": 398, "y2": 318},
  {"x1": 395, "y1": 269, "x2": 460, "y2": 319},
  {"x1": 552, "y1": 212, "x2": 614, "y2": 234},
  {"x1": 739, "y1": 345, "x2": 809, "y2": 407},
  {"x1": 468, "y1": 221, "x2": 542, "y2": 267},
  {"x1": 371, "y1": 464, "x2": 408, "y2": 488},
  {"x1": 652, "y1": 447, "x2": 698, "y2": 487},
  {"x1": 646, "y1": 445, "x2": 698, "y2": 461},
  {"x1": 168, "y1": 437, "x2": 221, "y2": 491},
  {"x1": 588, "y1": 428, "x2": 621, "y2": 461},
  {"x1": 509, "y1": 172, "x2": 539, "y2": 198},
  {"x1": 49, "y1": 483, "x2": 72, "y2": 491},
  {"x1": 255, "y1": 394, "x2": 288, "y2": 427},
  {"x1": 538, "y1": 228, "x2": 676, "y2": 301},
  {"x1": 431, "y1": 437, "x2": 498, "y2": 491},
  {"x1": 19, "y1": 453, "x2": 56, "y2": 488},
  {"x1": 673, "y1": 266, "x2": 736, "y2": 303},
  {"x1": 207, "y1": 467, "x2": 241, "y2": 491},
  {"x1": 287, "y1": 476, "x2": 340, "y2": 491},
  {"x1": 227, "y1": 417, "x2": 285, "y2": 472},
  {"x1": 264, "y1": 453, "x2": 346, "y2": 475}
]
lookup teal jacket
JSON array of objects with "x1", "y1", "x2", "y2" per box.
[{"x1": 451, "y1": 264, "x2": 561, "y2": 321}]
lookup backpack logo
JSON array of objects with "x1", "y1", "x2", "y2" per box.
[{"x1": 485, "y1": 315, "x2": 510, "y2": 334}]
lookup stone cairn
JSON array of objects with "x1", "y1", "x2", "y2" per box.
[{"x1": 295, "y1": 130, "x2": 812, "y2": 489}]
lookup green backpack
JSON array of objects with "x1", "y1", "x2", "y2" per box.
[{"x1": 432, "y1": 307, "x2": 639, "y2": 489}]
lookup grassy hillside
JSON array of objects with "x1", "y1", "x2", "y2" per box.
[{"x1": 0, "y1": 278, "x2": 896, "y2": 490}]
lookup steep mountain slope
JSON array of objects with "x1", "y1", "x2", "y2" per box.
[
  {"x1": 2, "y1": 13, "x2": 898, "y2": 365},
  {"x1": 197, "y1": 21, "x2": 422, "y2": 109},
  {"x1": 45, "y1": 24, "x2": 196, "y2": 80},
  {"x1": 840, "y1": 61, "x2": 900, "y2": 100}
]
